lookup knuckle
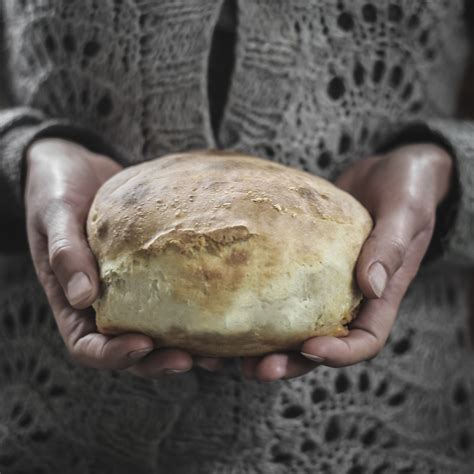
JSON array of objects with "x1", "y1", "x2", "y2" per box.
[
  {"x1": 49, "y1": 238, "x2": 74, "y2": 269},
  {"x1": 66, "y1": 326, "x2": 96, "y2": 368},
  {"x1": 67, "y1": 339, "x2": 87, "y2": 367},
  {"x1": 97, "y1": 339, "x2": 117, "y2": 366},
  {"x1": 362, "y1": 232, "x2": 381, "y2": 253},
  {"x1": 387, "y1": 237, "x2": 407, "y2": 265},
  {"x1": 367, "y1": 230, "x2": 407, "y2": 267},
  {"x1": 406, "y1": 199, "x2": 434, "y2": 226}
]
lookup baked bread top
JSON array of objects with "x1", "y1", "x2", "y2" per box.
[{"x1": 87, "y1": 151, "x2": 372, "y2": 357}]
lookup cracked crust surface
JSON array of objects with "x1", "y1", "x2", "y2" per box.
[{"x1": 87, "y1": 151, "x2": 372, "y2": 356}]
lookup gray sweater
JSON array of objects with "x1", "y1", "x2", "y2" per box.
[{"x1": 0, "y1": 1, "x2": 473, "y2": 473}]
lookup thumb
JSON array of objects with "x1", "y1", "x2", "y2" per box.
[
  {"x1": 43, "y1": 200, "x2": 99, "y2": 309},
  {"x1": 356, "y1": 207, "x2": 428, "y2": 300}
]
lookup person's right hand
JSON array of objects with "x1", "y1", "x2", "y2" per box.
[{"x1": 25, "y1": 138, "x2": 211, "y2": 376}]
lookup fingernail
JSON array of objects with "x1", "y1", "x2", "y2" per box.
[
  {"x1": 128, "y1": 348, "x2": 153, "y2": 360},
  {"x1": 274, "y1": 363, "x2": 286, "y2": 379},
  {"x1": 67, "y1": 272, "x2": 92, "y2": 305},
  {"x1": 301, "y1": 352, "x2": 325, "y2": 363},
  {"x1": 368, "y1": 262, "x2": 388, "y2": 298},
  {"x1": 164, "y1": 368, "x2": 190, "y2": 375}
]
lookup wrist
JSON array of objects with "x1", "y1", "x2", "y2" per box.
[
  {"x1": 385, "y1": 143, "x2": 453, "y2": 204},
  {"x1": 417, "y1": 143, "x2": 453, "y2": 204},
  {"x1": 27, "y1": 137, "x2": 86, "y2": 161}
]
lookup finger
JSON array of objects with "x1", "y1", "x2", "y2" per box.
[
  {"x1": 252, "y1": 353, "x2": 289, "y2": 382},
  {"x1": 43, "y1": 200, "x2": 99, "y2": 309},
  {"x1": 240, "y1": 356, "x2": 262, "y2": 379},
  {"x1": 302, "y1": 259, "x2": 401, "y2": 367},
  {"x1": 335, "y1": 156, "x2": 378, "y2": 192},
  {"x1": 301, "y1": 332, "x2": 381, "y2": 368},
  {"x1": 24, "y1": 160, "x2": 156, "y2": 371},
  {"x1": 58, "y1": 305, "x2": 156, "y2": 369},
  {"x1": 29, "y1": 221, "x2": 207, "y2": 373},
  {"x1": 194, "y1": 357, "x2": 226, "y2": 372},
  {"x1": 28, "y1": 238, "x2": 157, "y2": 371},
  {"x1": 252, "y1": 352, "x2": 320, "y2": 381},
  {"x1": 356, "y1": 206, "x2": 431, "y2": 299},
  {"x1": 302, "y1": 227, "x2": 433, "y2": 367},
  {"x1": 301, "y1": 298, "x2": 391, "y2": 367},
  {"x1": 126, "y1": 348, "x2": 194, "y2": 377},
  {"x1": 30, "y1": 241, "x2": 155, "y2": 371}
]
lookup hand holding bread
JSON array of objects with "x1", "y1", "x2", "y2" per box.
[
  {"x1": 24, "y1": 139, "x2": 197, "y2": 375},
  {"x1": 87, "y1": 150, "x2": 372, "y2": 360},
  {"x1": 242, "y1": 143, "x2": 452, "y2": 381},
  {"x1": 25, "y1": 141, "x2": 451, "y2": 382}
]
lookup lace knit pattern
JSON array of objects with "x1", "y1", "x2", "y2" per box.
[
  {"x1": 0, "y1": 1, "x2": 473, "y2": 472},
  {"x1": 219, "y1": 0, "x2": 468, "y2": 178},
  {"x1": 159, "y1": 269, "x2": 474, "y2": 473},
  {"x1": 0, "y1": 256, "x2": 199, "y2": 473}
]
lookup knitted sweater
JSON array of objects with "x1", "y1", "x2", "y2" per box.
[{"x1": 0, "y1": 1, "x2": 473, "y2": 473}]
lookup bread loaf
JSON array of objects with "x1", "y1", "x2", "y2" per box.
[{"x1": 87, "y1": 151, "x2": 372, "y2": 357}]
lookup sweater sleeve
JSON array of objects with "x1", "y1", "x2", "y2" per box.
[
  {"x1": 422, "y1": 120, "x2": 474, "y2": 265},
  {"x1": 0, "y1": 109, "x2": 126, "y2": 220},
  {"x1": 374, "y1": 2, "x2": 474, "y2": 267},
  {"x1": 381, "y1": 120, "x2": 474, "y2": 266},
  {"x1": 0, "y1": 11, "x2": 125, "y2": 224}
]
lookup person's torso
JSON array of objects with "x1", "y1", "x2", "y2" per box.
[{"x1": 2, "y1": 0, "x2": 470, "y2": 180}]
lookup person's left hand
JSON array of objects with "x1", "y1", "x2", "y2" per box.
[{"x1": 238, "y1": 143, "x2": 454, "y2": 382}]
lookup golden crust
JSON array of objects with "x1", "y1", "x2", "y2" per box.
[{"x1": 87, "y1": 150, "x2": 373, "y2": 357}]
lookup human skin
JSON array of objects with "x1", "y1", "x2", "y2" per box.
[
  {"x1": 24, "y1": 139, "x2": 452, "y2": 380},
  {"x1": 240, "y1": 143, "x2": 454, "y2": 381}
]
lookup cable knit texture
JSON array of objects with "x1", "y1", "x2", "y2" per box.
[{"x1": 0, "y1": 0, "x2": 473, "y2": 472}]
